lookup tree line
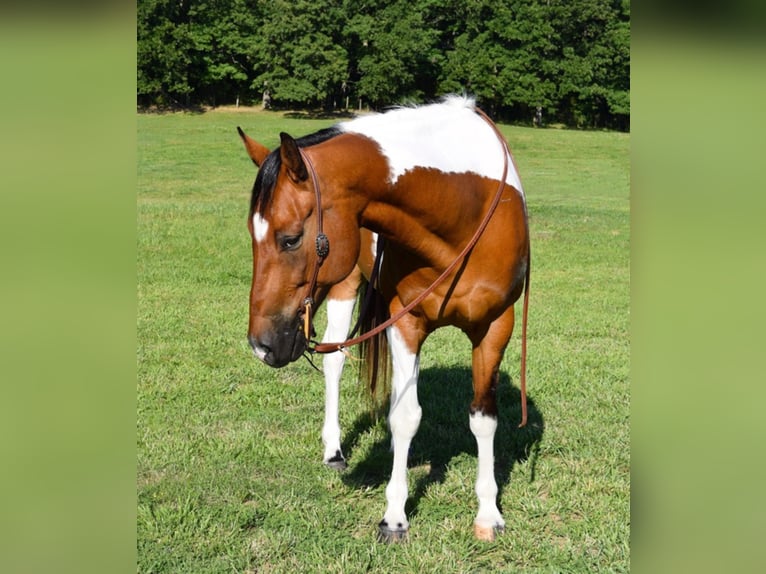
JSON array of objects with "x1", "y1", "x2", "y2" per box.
[{"x1": 138, "y1": 0, "x2": 630, "y2": 130}]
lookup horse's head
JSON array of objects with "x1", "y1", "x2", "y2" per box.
[{"x1": 238, "y1": 127, "x2": 361, "y2": 367}]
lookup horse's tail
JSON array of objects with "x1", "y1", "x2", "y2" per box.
[{"x1": 356, "y1": 276, "x2": 390, "y2": 410}]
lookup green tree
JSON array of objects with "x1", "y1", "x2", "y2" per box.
[
  {"x1": 550, "y1": 0, "x2": 630, "y2": 128},
  {"x1": 250, "y1": 0, "x2": 348, "y2": 109},
  {"x1": 187, "y1": 0, "x2": 261, "y2": 106},
  {"x1": 138, "y1": 0, "x2": 262, "y2": 107},
  {"x1": 137, "y1": 0, "x2": 630, "y2": 129},
  {"x1": 138, "y1": 0, "x2": 196, "y2": 106},
  {"x1": 493, "y1": 1, "x2": 559, "y2": 122},
  {"x1": 431, "y1": 0, "x2": 628, "y2": 127},
  {"x1": 344, "y1": 0, "x2": 440, "y2": 108}
]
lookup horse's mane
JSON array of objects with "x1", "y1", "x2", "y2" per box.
[
  {"x1": 381, "y1": 94, "x2": 476, "y2": 113},
  {"x1": 250, "y1": 127, "x2": 342, "y2": 216}
]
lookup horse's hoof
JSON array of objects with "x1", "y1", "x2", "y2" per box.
[
  {"x1": 324, "y1": 451, "x2": 347, "y2": 471},
  {"x1": 473, "y1": 523, "x2": 504, "y2": 542},
  {"x1": 377, "y1": 520, "x2": 408, "y2": 543}
]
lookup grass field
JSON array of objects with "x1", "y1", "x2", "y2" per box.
[{"x1": 137, "y1": 108, "x2": 629, "y2": 573}]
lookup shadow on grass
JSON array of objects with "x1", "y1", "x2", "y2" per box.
[{"x1": 339, "y1": 366, "x2": 544, "y2": 519}]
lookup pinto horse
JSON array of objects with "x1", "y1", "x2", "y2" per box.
[{"x1": 238, "y1": 96, "x2": 530, "y2": 542}]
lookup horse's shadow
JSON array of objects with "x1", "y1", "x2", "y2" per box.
[{"x1": 339, "y1": 366, "x2": 544, "y2": 519}]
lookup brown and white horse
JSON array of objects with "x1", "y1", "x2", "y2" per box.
[{"x1": 238, "y1": 96, "x2": 529, "y2": 542}]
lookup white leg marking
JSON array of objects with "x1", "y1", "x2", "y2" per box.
[
  {"x1": 470, "y1": 411, "x2": 505, "y2": 530},
  {"x1": 381, "y1": 326, "x2": 421, "y2": 531},
  {"x1": 321, "y1": 298, "x2": 356, "y2": 465},
  {"x1": 252, "y1": 212, "x2": 269, "y2": 243}
]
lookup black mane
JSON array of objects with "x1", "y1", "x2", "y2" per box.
[{"x1": 249, "y1": 126, "x2": 342, "y2": 216}]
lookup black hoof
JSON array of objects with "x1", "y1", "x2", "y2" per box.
[
  {"x1": 377, "y1": 520, "x2": 408, "y2": 543},
  {"x1": 324, "y1": 451, "x2": 347, "y2": 471}
]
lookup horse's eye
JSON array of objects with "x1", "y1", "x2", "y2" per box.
[{"x1": 279, "y1": 233, "x2": 303, "y2": 251}]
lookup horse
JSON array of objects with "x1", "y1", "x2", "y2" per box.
[{"x1": 237, "y1": 95, "x2": 530, "y2": 542}]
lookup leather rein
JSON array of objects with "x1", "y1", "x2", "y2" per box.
[{"x1": 297, "y1": 107, "x2": 529, "y2": 426}]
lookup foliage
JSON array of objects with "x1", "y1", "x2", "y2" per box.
[
  {"x1": 250, "y1": 0, "x2": 349, "y2": 108},
  {"x1": 138, "y1": 0, "x2": 261, "y2": 107},
  {"x1": 137, "y1": 0, "x2": 629, "y2": 128},
  {"x1": 344, "y1": 0, "x2": 441, "y2": 108},
  {"x1": 137, "y1": 109, "x2": 630, "y2": 571}
]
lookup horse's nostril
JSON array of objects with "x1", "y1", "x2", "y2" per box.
[{"x1": 248, "y1": 335, "x2": 271, "y2": 359}]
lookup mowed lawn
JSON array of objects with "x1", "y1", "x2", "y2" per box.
[{"x1": 137, "y1": 109, "x2": 629, "y2": 573}]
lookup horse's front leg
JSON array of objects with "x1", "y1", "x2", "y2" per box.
[
  {"x1": 378, "y1": 319, "x2": 424, "y2": 542},
  {"x1": 320, "y1": 271, "x2": 362, "y2": 470}
]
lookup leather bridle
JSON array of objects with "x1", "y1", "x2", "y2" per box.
[{"x1": 296, "y1": 148, "x2": 329, "y2": 345}]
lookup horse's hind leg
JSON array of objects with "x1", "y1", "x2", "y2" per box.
[
  {"x1": 468, "y1": 304, "x2": 516, "y2": 541},
  {"x1": 320, "y1": 267, "x2": 362, "y2": 470}
]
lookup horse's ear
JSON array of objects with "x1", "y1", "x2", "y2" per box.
[
  {"x1": 237, "y1": 126, "x2": 270, "y2": 167},
  {"x1": 279, "y1": 132, "x2": 308, "y2": 182}
]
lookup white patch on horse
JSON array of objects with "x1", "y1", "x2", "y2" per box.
[
  {"x1": 339, "y1": 96, "x2": 524, "y2": 195},
  {"x1": 252, "y1": 212, "x2": 269, "y2": 242}
]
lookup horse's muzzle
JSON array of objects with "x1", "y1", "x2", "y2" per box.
[{"x1": 248, "y1": 321, "x2": 307, "y2": 368}]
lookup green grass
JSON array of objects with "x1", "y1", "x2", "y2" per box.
[{"x1": 138, "y1": 109, "x2": 629, "y2": 573}]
